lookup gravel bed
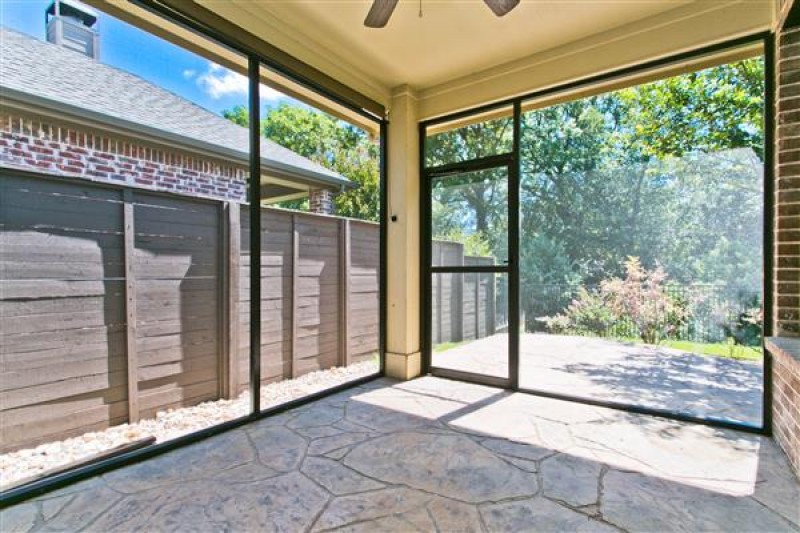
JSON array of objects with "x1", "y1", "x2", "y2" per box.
[{"x1": 0, "y1": 360, "x2": 379, "y2": 488}]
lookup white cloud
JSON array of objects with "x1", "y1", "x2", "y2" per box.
[
  {"x1": 182, "y1": 69, "x2": 197, "y2": 80},
  {"x1": 193, "y1": 63, "x2": 282, "y2": 101}
]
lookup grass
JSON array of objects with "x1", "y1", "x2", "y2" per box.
[
  {"x1": 611, "y1": 335, "x2": 762, "y2": 361},
  {"x1": 433, "y1": 341, "x2": 466, "y2": 353},
  {"x1": 432, "y1": 334, "x2": 761, "y2": 361},
  {"x1": 658, "y1": 340, "x2": 762, "y2": 361}
]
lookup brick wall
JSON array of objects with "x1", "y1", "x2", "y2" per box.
[
  {"x1": 778, "y1": 28, "x2": 800, "y2": 337},
  {"x1": 771, "y1": 341, "x2": 800, "y2": 476},
  {"x1": 309, "y1": 188, "x2": 335, "y2": 215},
  {"x1": 0, "y1": 109, "x2": 247, "y2": 203},
  {"x1": 773, "y1": 25, "x2": 800, "y2": 480}
]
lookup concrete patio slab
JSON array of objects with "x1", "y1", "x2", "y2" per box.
[
  {"x1": 433, "y1": 333, "x2": 763, "y2": 425},
  {"x1": 1, "y1": 376, "x2": 796, "y2": 532}
]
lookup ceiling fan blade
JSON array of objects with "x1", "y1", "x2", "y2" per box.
[
  {"x1": 483, "y1": 0, "x2": 520, "y2": 17},
  {"x1": 364, "y1": 0, "x2": 399, "y2": 28}
]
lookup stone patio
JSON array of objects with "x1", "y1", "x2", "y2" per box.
[
  {"x1": 433, "y1": 333, "x2": 763, "y2": 425},
  {"x1": 2, "y1": 376, "x2": 797, "y2": 532}
]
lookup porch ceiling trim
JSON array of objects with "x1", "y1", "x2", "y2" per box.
[
  {"x1": 416, "y1": 0, "x2": 774, "y2": 121},
  {"x1": 122, "y1": 0, "x2": 387, "y2": 121},
  {"x1": 425, "y1": 39, "x2": 763, "y2": 136},
  {"x1": 81, "y1": 0, "x2": 381, "y2": 135}
]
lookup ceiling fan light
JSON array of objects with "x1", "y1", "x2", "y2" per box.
[{"x1": 483, "y1": 0, "x2": 520, "y2": 17}]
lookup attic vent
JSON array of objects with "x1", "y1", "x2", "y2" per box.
[{"x1": 45, "y1": 0, "x2": 100, "y2": 60}]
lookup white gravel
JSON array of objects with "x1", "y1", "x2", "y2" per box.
[{"x1": 0, "y1": 360, "x2": 379, "y2": 489}]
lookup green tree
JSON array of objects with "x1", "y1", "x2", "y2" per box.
[
  {"x1": 617, "y1": 58, "x2": 764, "y2": 160},
  {"x1": 517, "y1": 58, "x2": 764, "y2": 287},
  {"x1": 222, "y1": 106, "x2": 248, "y2": 127},
  {"x1": 426, "y1": 58, "x2": 765, "y2": 331},
  {"x1": 426, "y1": 118, "x2": 512, "y2": 253},
  {"x1": 222, "y1": 103, "x2": 379, "y2": 221}
]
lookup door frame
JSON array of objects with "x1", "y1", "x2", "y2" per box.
[{"x1": 420, "y1": 113, "x2": 521, "y2": 389}]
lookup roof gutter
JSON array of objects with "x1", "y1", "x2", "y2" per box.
[{"x1": 0, "y1": 87, "x2": 355, "y2": 191}]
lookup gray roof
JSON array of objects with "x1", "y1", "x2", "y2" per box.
[{"x1": 0, "y1": 27, "x2": 350, "y2": 190}]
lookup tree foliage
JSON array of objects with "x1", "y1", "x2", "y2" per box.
[
  {"x1": 427, "y1": 58, "x2": 765, "y2": 337},
  {"x1": 616, "y1": 59, "x2": 764, "y2": 160},
  {"x1": 223, "y1": 57, "x2": 766, "y2": 341},
  {"x1": 431, "y1": 59, "x2": 764, "y2": 287},
  {"x1": 222, "y1": 103, "x2": 379, "y2": 221}
]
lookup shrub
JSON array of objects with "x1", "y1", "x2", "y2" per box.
[
  {"x1": 538, "y1": 287, "x2": 617, "y2": 337},
  {"x1": 712, "y1": 294, "x2": 762, "y2": 347},
  {"x1": 601, "y1": 257, "x2": 688, "y2": 344},
  {"x1": 540, "y1": 257, "x2": 689, "y2": 344}
]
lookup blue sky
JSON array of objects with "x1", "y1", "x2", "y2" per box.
[{"x1": 0, "y1": 0, "x2": 294, "y2": 116}]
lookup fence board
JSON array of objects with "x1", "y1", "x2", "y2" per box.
[
  {"x1": 2, "y1": 388, "x2": 127, "y2": 428},
  {"x1": 0, "y1": 356, "x2": 126, "y2": 392},
  {"x1": 224, "y1": 202, "x2": 240, "y2": 398},
  {"x1": 291, "y1": 215, "x2": 299, "y2": 379},
  {"x1": 0, "y1": 175, "x2": 126, "y2": 452},
  {"x1": 2, "y1": 325, "x2": 124, "y2": 354},
  {"x1": 123, "y1": 189, "x2": 139, "y2": 422},
  {"x1": 238, "y1": 209, "x2": 293, "y2": 389},
  {"x1": 1, "y1": 370, "x2": 128, "y2": 410},
  {"x1": 1, "y1": 396, "x2": 128, "y2": 451},
  {"x1": 137, "y1": 379, "x2": 218, "y2": 418},
  {"x1": 132, "y1": 190, "x2": 220, "y2": 420}
]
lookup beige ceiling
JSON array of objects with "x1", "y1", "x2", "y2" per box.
[{"x1": 201, "y1": 0, "x2": 699, "y2": 90}]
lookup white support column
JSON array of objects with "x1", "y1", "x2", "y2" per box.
[{"x1": 385, "y1": 85, "x2": 422, "y2": 380}]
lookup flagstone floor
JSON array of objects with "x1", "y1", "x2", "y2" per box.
[{"x1": 2, "y1": 376, "x2": 797, "y2": 532}]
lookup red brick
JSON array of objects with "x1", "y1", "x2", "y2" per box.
[
  {"x1": 0, "y1": 110, "x2": 248, "y2": 204},
  {"x1": 29, "y1": 145, "x2": 54, "y2": 156},
  {"x1": 57, "y1": 164, "x2": 84, "y2": 174}
]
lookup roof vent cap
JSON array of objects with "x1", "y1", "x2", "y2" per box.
[{"x1": 46, "y1": 0, "x2": 100, "y2": 60}]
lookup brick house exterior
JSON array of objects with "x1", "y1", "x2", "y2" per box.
[
  {"x1": 0, "y1": 109, "x2": 248, "y2": 202},
  {"x1": 0, "y1": 24, "x2": 352, "y2": 213}
]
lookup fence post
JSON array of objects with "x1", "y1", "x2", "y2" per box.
[
  {"x1": 221, "y1": 202, "x2": 240, "y2": 398},
  {"x1": 290, "y1": 214, "x2": 299, "y2": 379},
  {"x1": 122, "y1": 189, "x2": 139, "y2": 423},
  {"x1": 339, "y1": 219, "x2": 351, "y2": 367},
  {"x1": 456, "y1": 243, "x2": 464, "y2": 342},
  {"x1": 436, "y1": 243, "x2": 443, "y2": 344},
  {"x1": 488, "y1": 271, "x2": 496, "y2": 335},
  {"x1": 475, "y1": 268, "x2": 480, "y2": 338}
]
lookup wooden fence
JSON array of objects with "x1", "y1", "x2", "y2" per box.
[
  {"x1": 0, "y1": 174, "x2": 379, "y2": 452},
  {"x1": 235, "y1": 206, "x2": 379, "y2": 394},
  {"x1": 430, "y1": 241, "x2": 502, "y2": 345}
]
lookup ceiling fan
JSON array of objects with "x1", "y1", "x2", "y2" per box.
[{"x1": 364, "y1": 0, "x2": 520, "y2": 28}]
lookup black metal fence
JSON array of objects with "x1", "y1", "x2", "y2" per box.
[{"x1": 521, "y1": 283, "x2": 762, "y2": 345}]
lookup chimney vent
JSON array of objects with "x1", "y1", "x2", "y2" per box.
[{"x1": 46, "y1": 0, "x2": 100, "y2": 60}]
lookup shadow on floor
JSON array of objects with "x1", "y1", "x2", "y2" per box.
[
  {"x1": 435, "y1": 333, "x2": 764, "y2": 426},
  {"x1": 1, "y1": 376, "x2": 796, "y2": 532}
]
